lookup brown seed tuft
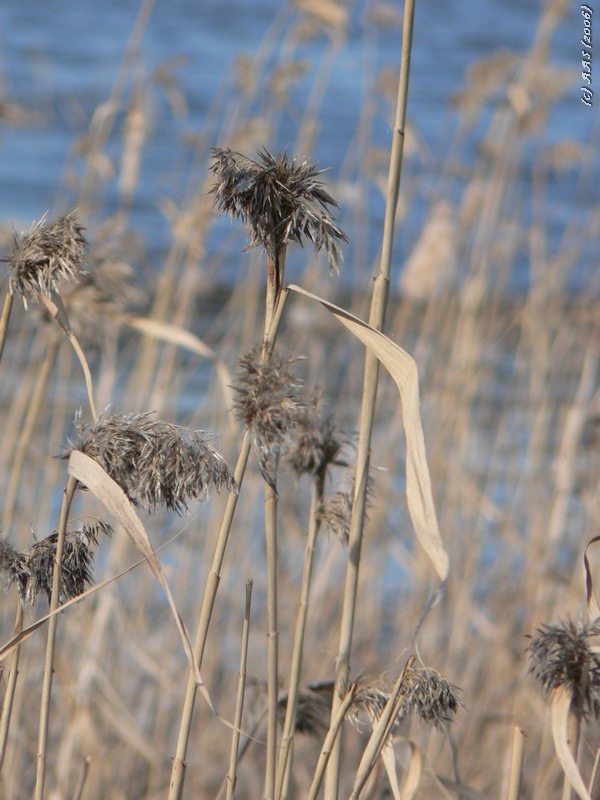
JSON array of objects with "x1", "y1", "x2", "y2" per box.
[
  {"x1": 64, "y1": 411, "x2": 237, "y2": 514},
  {"x1": 6, "y1": 522, "x2": 112, "y2": 607},
  {"x1": 350, "y1": 660, "x2": 462, "y2": 732},
  {"x1": 233, "y1": 347, "x2": 303, "y2": 487},
  {"x1": 528, "y1": 617, "x2": 600, "y2": 719},
  {"x1": 6, "y1": 211, "x2": 87, "y2": 308},
  {"x1": 287, "y1": 390, "x2": 347, "y2": 480},
  {"x1": 210, "y1": 147, "x2": 347, "y2": 272}
]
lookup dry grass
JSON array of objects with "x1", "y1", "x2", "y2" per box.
[{"x1": 0, "y1": 1, "x2": 599, "y2": 799}]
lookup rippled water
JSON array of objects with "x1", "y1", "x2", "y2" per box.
[{"x1": 0, "y1": 0, "x2": 596, "y2": 291}]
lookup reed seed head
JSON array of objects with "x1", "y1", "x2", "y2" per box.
[
  {"x1": 6, "y1": 211, "x2": 87, "y2": 308},
  {"x1": 350, "y1": 659, "x2": 462, "y2": 732},
  {"x1": 6, "y1": 522, "x2": 112, "y2": 607},
  {"x1": 277, "y1": 681, "x2": 334, "y2": 737},
  {"x1": 233, "y1": 347, "x2": 303, "y2": 487},
  {"x1": 210, "y1": 147, "x2": 347, "y2": 272},
  {"x1": 287, "y1": 390, "x2": 347, "y2": 480},
  {"x1": 65, "y1": 412, "x2": 237, "y2": 514},
  {"x1": 317, "y1": 489, "x2": 353, "y2": 546},
  {"x1": 528, "y1": 617, "x2": 600, "y2": 719}
]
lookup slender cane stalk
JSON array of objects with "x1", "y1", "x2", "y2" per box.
[
  {"x1": 325, "y1": 3, "x2": 416, "y2": 796},
  {"x1": 0, "y1": 292, "x2": 13, "y2": 362},
  {"x1": 306, "y1": 686, "x2": 356, "y2": 800},
  {"x1": 276, "y1": 476, "x2": 324, "y2": 799},
  {"x1": 3, "y1": 337, "x2": 59, "y2": 531},
  {"x1": 169, "y1": 432, "x2": 251, "y2": 799},
  {"x1": 507, "y1": 726, "x2": 525, "y2": 800},
  {"x1": 35, "y1": 475, "x2": 78, "y2": 800},
  {"x1": 168, "y1": 290, "x2": 290, "y2": 800},
  {"x1": 226, "y1": 580, "x2": 253, "y2": 800},
  {"x1": 264, "y1": 481, "x2": 279, "y2": 800},
  {"x1": 0, "y1": 604, "x2": 23, "y2": 773}
]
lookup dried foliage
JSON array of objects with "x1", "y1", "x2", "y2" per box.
[
  {"x1": 5, "y1": 211, "x2": 87, "y2": 307},
  {"x1": 65, "y1": 412, "x2": 236, "y2": 514},
  {"x1": 350, "y1": 661, "x2": 462, "y2": 732},
  {"x1": 287, "y1": 390, "x2": 347, "y2": 480},
  {"x1": 233, "y1": 347, "x2": 304, "y2": 487},
  {"x1": 528, "y1": 618, "x2": 600, "y2": 719},
  {"x1": 3, "y1": 522, "x2": 112, "y2": 606},
  {"x1": 210, "y1": 147, "x2": 347, "y2": 271}
]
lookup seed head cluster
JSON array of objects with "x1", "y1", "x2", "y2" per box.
[
  {"x1": 528, "y1": 617, "x2": 600, "y2": 718},
  {"x1": 350, "y1": 660, "x2": 462, "y2": 732},
  {"x1": 278, "y1": 681, "x2": 335, "y2": 737},
  {"x1": 287, "y1": 391, "x2": 347, "y2": 480},
  {"x1": 210, "y1": 147, "x2": 348, "y2": 272},
  {"x1": 6, "y1": 211, "x2": 87, "y2": 308},
  {"x1": 2, "y1": 522, "x2": 112, "y2": 607},
  {"x1": 65, "y1": 412, "x2": 236, "y2": 514},
  {"x1": 233, "y1": 347, "x2": 304, "y2": 487}
]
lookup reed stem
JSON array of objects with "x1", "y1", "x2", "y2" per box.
[{"x1": 35, "y1": 476, "x2": 78, "y2": 800}]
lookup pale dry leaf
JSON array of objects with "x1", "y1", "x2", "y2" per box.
[
  {"x1": 400, "y1": 740, "x2": 423, "y2": 800},
  {"x1": 381, "y1": 737, "x2": 401, "y2": 800},
  {"x1": 67, "y1": 450, "x2": 213, "y2": 710},
  {"x1": 288, "y1": 284, "x2": 448, "y2": 581},
  {"x1": 551, "y1": 685, "x2": 592, "y2": 800}
]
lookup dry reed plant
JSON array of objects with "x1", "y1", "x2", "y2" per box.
[{"x1": 0, "y1": 0, "x2": 597, "y2": 798}]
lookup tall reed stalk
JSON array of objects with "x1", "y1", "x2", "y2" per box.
[{"x1": 325, "y1": 0, "x2": 416, "y2": 795}]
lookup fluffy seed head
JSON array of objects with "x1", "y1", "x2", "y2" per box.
[
  {"x1": 211, "y1": 147, "x2": 348, "y2": 272},
  {"x1": 317, "y1": 489, "x2": 353, "y2": 546},
  {"x1": 65, "y1": 412, "x2": 237, "y2": 514},
  {"x1": 278, "y1": 682, "x2": 334, "y2": 737},
  {"x1": 233, "y1": 347, "x2": 303, "y2": 487},
  {"x1": 6, "y1": 211, "x2": 87, "y2": 308},
  {"x1": 287, "y1": 390, "x2": 347, "y2": 480},
  {"x1": 528, "y1": 618, "x2": 600, "y2": 718},
  {"x1": 6, "y1": 522, "x2": 112, "y2": 607},
  {"x1": 350, "y1": 660, "x2": 462, "y2": 732}
]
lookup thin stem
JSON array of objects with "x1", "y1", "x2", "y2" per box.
[
  {"x1": 264, "y1": 482, "x2": 279, "y2": 800},
  {"x1": 0, "y1": 604, "x2": 24, "y2": 773},
  {"x1": 325, "y1": 2, "x2": 416, "y2": 796},
  {"x1": 276, "y1": 476, "x2": 324, "y2": 799},
  {"x1": 169, "y1": 283, "x2": 290, "y2": 800},
  {"x1": 306, "y1": 686, "x2": 356, "y2": 800},
  {"x1": 507, "y1": 727, "x2": 525, "y2": 800},
  {"x1": 169, "y1": 433, "x2": 252, "y2": 800},
  {"x1": 350, "y1": 664, "x2": 411, "y2": 799},
  {"x1": 3, "y1": 337, "x2": 59, "y2": 531},
  {"x1": 0, "y1": 292, "x2": 14, "y2": 362},
  {"x1": 35, "y1": 476, "x2": 78, "y2": 800},
  {"x1": 226, "y1": 580, "x2": 253, "y2": 800}
]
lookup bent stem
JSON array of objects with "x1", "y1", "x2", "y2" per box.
[
  {"x1": 325, "y1": 1, "x2": 416, "y2": 796},
  {"x1": 276, "y1": 476, "x2": 324, "y2": 799},
  {"x1": 35, "y1": 475, "x2": 78, "y2": 800}
]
